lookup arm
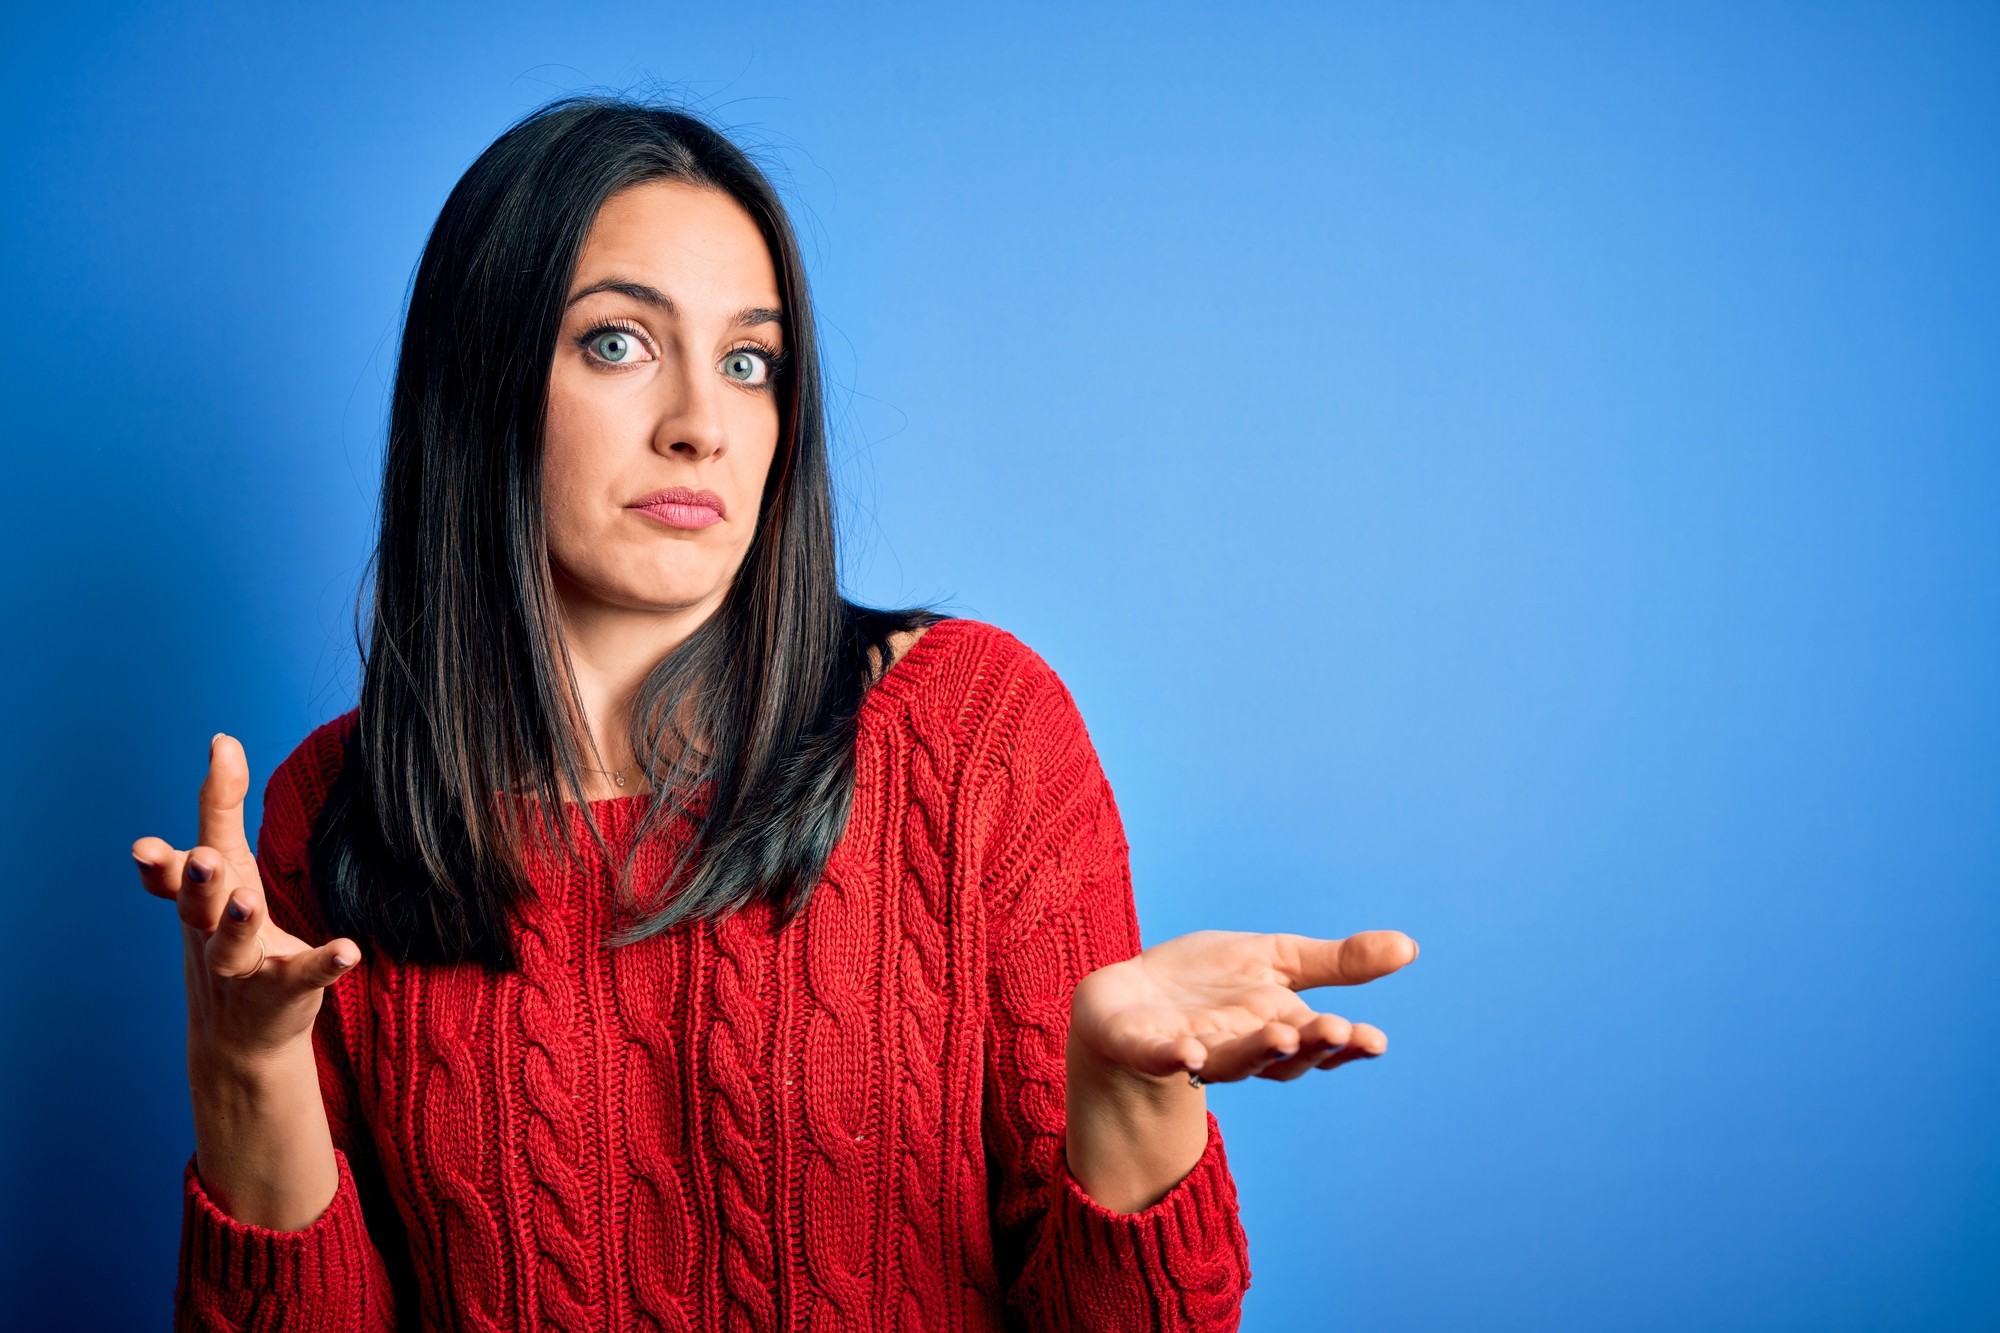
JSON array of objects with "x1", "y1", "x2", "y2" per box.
[
  {"x1": 974, "y1": 656, "x2": 1250, "y2": 1331},
  {"x1": 986, "y1": 847, "x2": 1252, "y2": 1332},
  {"x1": 972, "y1": 640, "x2": 1420, "y2": 1331},
  {"x1": 1062, "y1": 1032, "x2": 1209, "y2": 1215},
  {"x1": 136, "y1": 732, "x2": 401, "y2": 1331}
]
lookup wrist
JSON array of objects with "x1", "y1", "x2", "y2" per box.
[
  {"x1": 1066, "y1": 1030, "x2": 1192, "y2": 1106},
  {"x1": 1064, "y1": 1029, "x2": 1209, "y2": 1214},
  {"x1": 187, "y1": 1031, "x2": 320, "y2": 1123},
  {"x1": 186, "y1": 1032, "x2": 338, "y2": 1232},
  {"x1": 190, "y1": 1027, "x2": 312, "y2": 1078}
]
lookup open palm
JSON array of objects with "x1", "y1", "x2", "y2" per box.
[{"x1": 1070, "y1": 929, "x2": 1418, "y2": 1084}]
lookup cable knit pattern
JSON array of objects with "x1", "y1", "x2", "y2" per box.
[
  {"x1": 607, "y1": 848, "x2": 698, "y2": 1333},
  {"x1": 175, "y1": 620, "x2": 1250, "y2": 1332}
]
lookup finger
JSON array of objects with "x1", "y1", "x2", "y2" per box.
[
  {"x1": 1257, "y1": 1012, "x2": 1355, "y2": 1082},
  {"x1": 1136, "y1": 1034, "x2": 1208, "y2": 1079},
  {"x1": 268, "y1": 937, "x2": 364, "y2": 992},
  {"x1": 1316, "y1": 1022, "x2": 1389, "y2": 1071},
  {"x1": 197, "y1": 734, "x2": 254, "y2": 855},
  {"x1": 1275, "y1": 931, "x2": 1419, "y2": 991},
  {"x1": 1198, "y1": 1020, "x2": 1303, "y2": 1084},
  {"x1": 132, "y1": 837, "x2": 188, "y2": 901},
  {"x1": 176, "y1": 846, "x2": 236, "y2": 933},
  {"x1": 1096, "y1": 1026, "x2": 1207, "y2": 1079},
  {"x1": 204, "y1": 879, "x2": 268, "y2": 979}
]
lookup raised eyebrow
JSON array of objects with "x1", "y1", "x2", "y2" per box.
[
  {"x1": 566, "y1": 279, "x2": 675, "y2": 311},
  {"x1": 734, "y1": 307, "x2": 784, "y2": 329}
]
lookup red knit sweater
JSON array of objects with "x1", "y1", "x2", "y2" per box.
[{"x1": 177, "y1": 620, "x2": 1251, "y2": 1332}]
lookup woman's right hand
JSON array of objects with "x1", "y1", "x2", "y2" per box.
[
  {"x1": 132, "y1": 733, "x2": 358, "y2": 1229},
  {"x1": 133, "y1": 734, "x2": 360, "y2": 1059}
]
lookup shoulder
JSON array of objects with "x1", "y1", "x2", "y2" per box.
[
  {"x1": 867, "y1": 618, "x2": 1084, "y2": 751},
  {"x1": 875, "y1": 623, "x2": 1128, "y2": 940},
  {"x1": 255, "y1": 711, "x2": 357, "y2": 877}
]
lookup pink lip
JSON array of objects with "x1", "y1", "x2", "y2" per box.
[{"x1": 627, "y1": 487, "x2": 726, "y2": 530}]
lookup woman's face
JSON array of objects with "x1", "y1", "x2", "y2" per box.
[{"x1": 542, "y1": 180, "x2": 784, "y2": 624}]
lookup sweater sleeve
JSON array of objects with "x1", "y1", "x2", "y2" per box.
[
  {"x1": 974, "y1": 646, "x2": 1251, "y2": 1332},
  {"x1": 175, "y1": 719, "x2": 408, "y2": 1332}
]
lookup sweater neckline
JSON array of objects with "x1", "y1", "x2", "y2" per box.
[{"x1": 579, "y1": 617, "x2": 961, "y2": 810}]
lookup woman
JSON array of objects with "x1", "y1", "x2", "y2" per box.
[{"x1": 132, "y1": 99, "x2": 1416, "y2": 1333}]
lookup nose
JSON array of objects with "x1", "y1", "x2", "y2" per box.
[{"x1": 653, "y1": 355, "x2": 729, "y2": 462}]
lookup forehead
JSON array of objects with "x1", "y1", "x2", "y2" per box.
[{"x1": 573, "y1": 180, "x2": 779, "y2": 302}]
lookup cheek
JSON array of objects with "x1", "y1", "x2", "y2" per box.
[
  {"x1": 540, "y1": 376, "x2": 616, "y2": 563},
  {"x1": 542, "y1": 372, "x2": 596, "y2": 483},
  {"x1": 539, "y1": 473, "x2": 595, "y2": 576},
  {"x1": 729, "y1": 396, "x2": 783, "y2": 492}
]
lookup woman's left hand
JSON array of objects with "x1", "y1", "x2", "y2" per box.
[
  {"x1": 1062, "y1": 928, "x2": 1417, "y2": 1212},
  {"x1": 1070, "y1": 929, "x2": 1419, "y2": 1085}
]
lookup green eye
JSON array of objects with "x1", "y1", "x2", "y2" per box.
[
  {"x1": 591, "y1": 330, "x2": 637, "y2": 363},
  {"x1": 722, "y1": 349, "x2": 770, "y2": 384}
]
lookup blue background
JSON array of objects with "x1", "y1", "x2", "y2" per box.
[{"x1": 3, "y1": 3, "x2": 1996, "y2": 1328}]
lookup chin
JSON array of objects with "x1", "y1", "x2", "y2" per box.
[
  {"x1": 623, "y1": 573, "x2": 731, "y2": 613},
  {"x1": 554, "y1": 558, "x2": 724, "y2": 615}
]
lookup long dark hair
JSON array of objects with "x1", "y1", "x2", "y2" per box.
[{"x1": 311, "y1": 98, "x2": 930, "y2": 970}]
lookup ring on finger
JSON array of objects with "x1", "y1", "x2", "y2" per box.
[{"x1": 234, "y1": 934, "x2": 267, "y2": 980}]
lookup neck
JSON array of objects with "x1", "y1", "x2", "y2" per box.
[{"x1": 554, "y1": 582, "x2": 724, "y2": 799}]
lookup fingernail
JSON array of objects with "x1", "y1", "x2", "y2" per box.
[
  {"x1": 1269, "y1": 1047, "x2": 1297, "y2": 1061},
  {"x1": 225, "y1": 896, "x2": 250, "y2": 923},
  {"x1": 333, "y1": 951, "x2": 357, "y2": 968},
  {"x1": 186, "y1": 859, "x2": 214, "y2": 884},
  {"x1": 211, "y1": 733, "x2": 226, "y2": 745}
]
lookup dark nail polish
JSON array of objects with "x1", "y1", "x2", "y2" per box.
[
  {"x1": 226, "y1": 898, "x2": 250, "y2": 923},
  {"x1": 186, "y1": 860, "x2": 214, "y2": 884}
]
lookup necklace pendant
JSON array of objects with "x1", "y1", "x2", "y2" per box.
[{"x1": 615, "y1": 770, "x2": 627, "y2": 788}]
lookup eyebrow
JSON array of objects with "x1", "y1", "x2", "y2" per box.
[
  {"x1": 567, "y1": 279, "x2": 674, "y2": 311},
  {"x1": 566, "y1": 279, "x2": 784, "y2": 329}
]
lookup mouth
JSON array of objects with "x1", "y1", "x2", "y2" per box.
[{"x1": 627, "y1": 487, "x2": 726, "y2": 530}]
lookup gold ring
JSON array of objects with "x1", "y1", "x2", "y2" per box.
[{"x1": 235, "y1": 934, "x2": 267, "y2": 980}]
